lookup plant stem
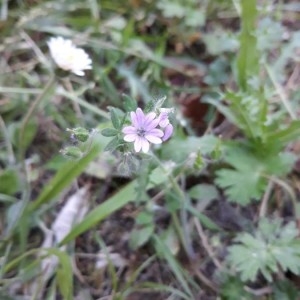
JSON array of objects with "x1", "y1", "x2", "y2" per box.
[
  {"x1": 151, "y1": 153, "x2": 194, "y2": 259},
  {"x1": 0, "y1": 115, "x2": 15, "y2": 164},
  {"x1": 259, "y1": 180, "x2": 274, "y2": 218},
  {"x1": 18, "y1": 74, "x2": 56, "y2": 162}
]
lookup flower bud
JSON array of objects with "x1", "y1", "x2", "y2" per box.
[
  {"x1": 67, "y1": 127, "x2": 90, "y2": 143},
  {"x1": 60, "y1": 146, "x2": 82, "y2": 159}
]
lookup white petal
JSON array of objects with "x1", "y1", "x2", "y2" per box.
[
  {"x1": 141, "y1": 139, "x2": 150, "y2": 153},
  {"x1": 47, "y1": 36, "x2": 92, "y2": 76},
  {"x1": 145, "y1": 135, "x2": 162, "y2": 144},
  {"x1": 73, "y1": 70, "x2": 85, "y2": 76},
  {"x1": 134, "y1": 137, "x2": 142, "y2": 152},
  {"x1": 124, "y1": 134, "x2": 137, "y2": 142}
]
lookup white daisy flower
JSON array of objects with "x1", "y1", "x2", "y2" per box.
[{"x1": 47, "y1": 36, "x2": 92, "y2": 76}]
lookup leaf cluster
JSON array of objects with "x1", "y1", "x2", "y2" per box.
[
  {"x1": 227, "y1": 219, "x2": 300, "y2": 282},
  {"x1": 215, "y1": 145, "x2": 296, "y2": 205}
]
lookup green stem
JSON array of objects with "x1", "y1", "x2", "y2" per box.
[
  {"x1": 151, "y1": 153, "x2": 194, "y2": 258},
  {"x1": 12, "y1": 75, "x2": 56, "y2": 254},
  {"x1": 18, "y1": 74, "x2": 56, "y2": 162},
  {"x1": 0, "y1": 115, "x2": 15, "y2": 164}
]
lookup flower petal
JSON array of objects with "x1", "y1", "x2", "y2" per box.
[
  {"x1": 136, "y1": 108, "x2": 145, "y2": 126},
  {"x1": 48, "y1": 36, "x2": 92, "y2": 76},
  {"x1": 157, "y1": 112, "x2": 169, "y2": 128},
  {"x1": 130, "y1": 111, "x2": 138, "y2": 127},
  {"x1": 141, "y1": 139, "x2": 150, "y2": 153},
  {"x1": 162, "y1": 124, "x2": 173, "y2": 141},
  {"x1": 147, "y1": 128, "x2": 164, "y2": 137},
  {"x1": 122, "y1": 126, "x2": 136, "y2": 134},
  {"x1": 124, "y1": 134, "x2": 137, "y2": 142},
  {"x1": 145, "y1": 135, "x2": 162, "y2": 144},
  {"x1": 145, "y1": 117, "x2": 160, "y2": 131},
  {"x1": 134, "y1": 136, "x2": 143, "y2": 152},
  {"x1": 144, "y1": 112, "x2": 156, "y2": 126}
]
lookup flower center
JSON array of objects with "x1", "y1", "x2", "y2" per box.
[{"x1": 137, "y1": 128, "x2": 146, "y2": 137}]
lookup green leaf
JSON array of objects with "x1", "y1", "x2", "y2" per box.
[
  {"x1": 129, "y1": 225, "x2": 154, "y2": 250},
  {"x1": 216, "y1": 167, "x2": 264, "y2": 205},
  {"x1": 273, "y1": 280, "x2": 300, "y2": 300},
  {"x1": 58, "y1": 182, "x2": 135, "y2": 245},
  {"x1": 161, "y1": 135, "x2": 221, "y2": 163},
  {"x1": 267, "y1": 120, "x2": 300, "y2": 147},
  {"x1": 61, "y1": 146, "x2": 83, "y2": 159},
  {"x1": 188, "y1": 184, "x2": 219, "y2": 202},
  {"x1": 104, "y1": 136, "x2": 120, "y2": 152},
  {"x1": 122, "y1": 94, "x2": 137, "y2": 112},
  {"x1": 109, "y1": 107, "x2": 121, "y2": 130},
  {"x1": 187, "y1": 206, "x2": 221, "y2": 231},
  {"x1": 101, "y1": 128, "x2": 119, "y2": 137},
  {"x1": 0, "y1": 169, "x2": 20, "y2": 195},
  {"x1": 136, "y1": 211, "x2": 153, "y2": 225},
  {"x1": 215, "y1": 147, "x2": 265, "y2": 205},
  {"x1": 227, "y1": 219, "x2": 300, "y2": 282},
  {"x1": 49, "y1": 249, "x2": 73, "y2": 300},
  {"x1": 13, "y1": 119, "x2": 38, "y2": 153},
  {"x1": 215, "y1": 145, "x2": 294, "y2": 205},
  {"x1": 221, "y1": 275, "x2": 253, "y2": 300},
  {"x1": 29, "y1": 143, "x2": 101, "y2": 212},
  {"x1": 236, "y1": 0, "x2": 259, "y2": 91}
]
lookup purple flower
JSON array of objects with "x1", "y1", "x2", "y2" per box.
[
  {"x1": 162, "y1": 124, "x2": 173, "y2": 141},
  {"x1": 122, "y1": 108, "x2": 164, "y2": 153},
  {"x1": 157, "y1": 111, "x2": 173, "y2": 141}
]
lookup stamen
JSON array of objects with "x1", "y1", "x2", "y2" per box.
[{"x1": 137, "y1": 128, "x2": 146, "y2": 137}]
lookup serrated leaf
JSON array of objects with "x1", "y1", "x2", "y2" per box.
[
  {"x1": 215, "y1": 145, "x2": 293, "y2": 205},
  {"x1": 228, "y1": 219, "x2": 300, "y2": 283},
  {"x1": 216, "y1": 167, "x2": 264, "y2": 205},
  {"x1": 221, "y1": 275, "x2": 253, "y2": 300}
]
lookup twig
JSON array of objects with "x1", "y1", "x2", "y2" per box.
[
  {"x1": 267, "y1": 176, "x2": 297, "y2": 215},
  {"x1": 193, "y1": 268, "x2": 219, "y2": 293},
  {"x1": 193, "y1": 217, "x2": 223, "y2": 270},
  {"x1": 244, "y1": 285, "x2": 272, "y2": 296},
  {"x1": 259, "y1": 180, "x2": 274, "y2": 218}
]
